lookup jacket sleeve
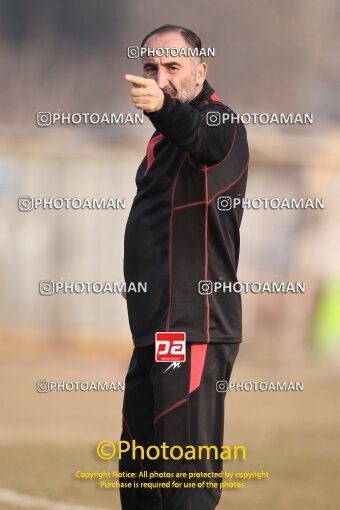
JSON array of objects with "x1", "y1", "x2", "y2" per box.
[{"x1": 145, "y1": 93, "x2": 236, "y2": 167}]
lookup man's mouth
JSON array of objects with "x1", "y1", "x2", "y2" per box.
[{"x1": 163, "y1": 86, "x2": 177, "y2": 97}]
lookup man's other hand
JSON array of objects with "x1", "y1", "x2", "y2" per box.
[{"x1": 125, "y1": 74, "x2": 165, "y2": 113}]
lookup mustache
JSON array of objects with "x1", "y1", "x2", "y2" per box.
[{"x1": 162, "y1": 84, "x2": 177, "y2": 96}]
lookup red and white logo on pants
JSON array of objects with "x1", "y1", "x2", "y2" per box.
[{"x1": 155, "y1": 332, "x2": 186, "y2": 362}]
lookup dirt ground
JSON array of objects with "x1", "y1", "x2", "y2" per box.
[{"x1": 0, "y1": 340, "x2": 339, "y2": 510}]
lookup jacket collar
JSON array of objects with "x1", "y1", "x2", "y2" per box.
[{"x1": 189, "y1": 80, "x2": 214, "y2": 107}]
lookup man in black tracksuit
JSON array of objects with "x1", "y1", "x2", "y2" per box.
[{"x1": 120, "y1": 25, "x2": 249, "y2": 510}]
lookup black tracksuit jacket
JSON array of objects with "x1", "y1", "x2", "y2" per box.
[{"x1": 124, "y1": 80, "x2": 249, "y2": 346}]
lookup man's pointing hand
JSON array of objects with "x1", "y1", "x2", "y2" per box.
[{"x1": 125, "y1": 74, "x2": 165, "y2": 113}]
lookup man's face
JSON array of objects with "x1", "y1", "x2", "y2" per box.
[{"x1": 142, "y1": 32, "x2": 205, "y2": 103}]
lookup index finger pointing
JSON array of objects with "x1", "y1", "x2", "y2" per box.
[{"x1": 125, "y1": 74, "x2": 149, "y2": 87}]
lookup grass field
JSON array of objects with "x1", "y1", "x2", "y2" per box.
[{"x1": 0, "y1": 341, "x2": 339, "y2": 510}]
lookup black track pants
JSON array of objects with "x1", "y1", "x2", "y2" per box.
[{"x1": 119, "y1": 342, "x2": 239, "y2": 510}]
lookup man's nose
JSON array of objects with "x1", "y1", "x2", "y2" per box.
[{"x1": 155, "y1": 70, "x2": 169, "y2": 90}]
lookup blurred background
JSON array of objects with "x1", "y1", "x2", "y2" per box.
[{"x1": 0, "y1": 0, "x2": 339, "y2": 509}]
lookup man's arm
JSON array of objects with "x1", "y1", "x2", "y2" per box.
[
  {"x1": 146, "y1": 94, "x2": 235, "y2": 166},
  {"x1": 125, "y1": 74, "x2": 235, "y2": 167}
]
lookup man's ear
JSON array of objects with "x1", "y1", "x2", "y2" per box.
[{"x1": 196, "y1": 62, "x2": 208, "y2": 86}]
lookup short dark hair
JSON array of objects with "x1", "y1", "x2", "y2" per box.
[{"x1": 141, "y1": 24, "x2": 202, "y2": 54}]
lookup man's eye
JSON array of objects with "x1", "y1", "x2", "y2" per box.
[{"x1": 169, "y1": 67, "x2": 178, "y2": 71}]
